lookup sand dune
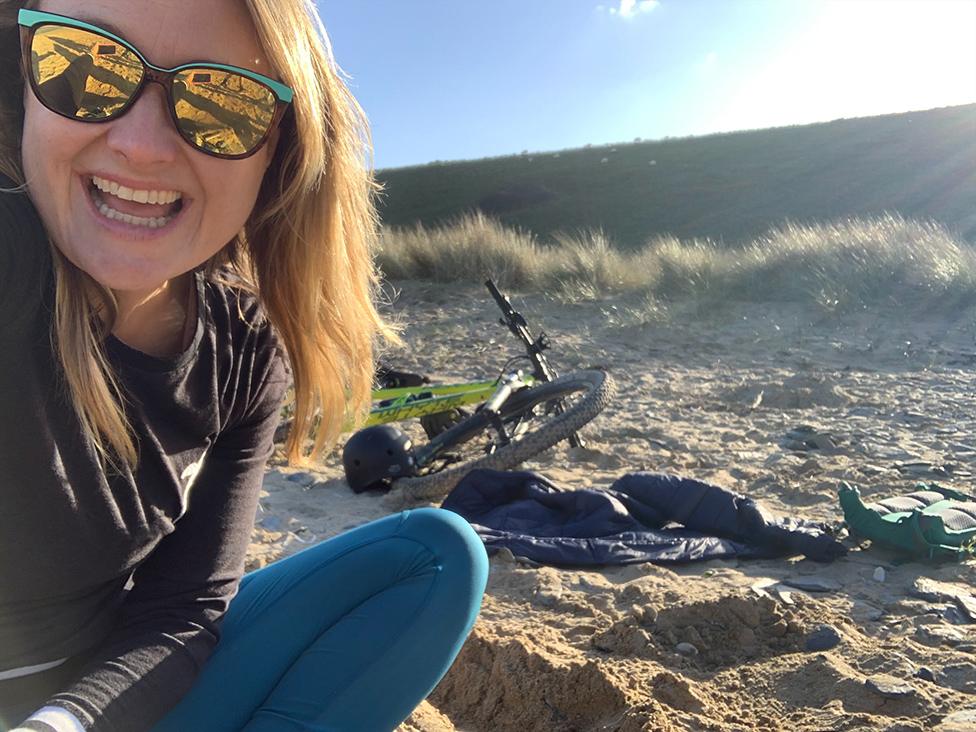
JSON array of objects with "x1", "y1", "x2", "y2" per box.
[{"x1": 253, "y1": 281, "x2": 976, "y2": 731}]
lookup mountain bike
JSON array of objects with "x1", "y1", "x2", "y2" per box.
[{"x1": 343, "y1": 280, "x2": 615, "y2": 504}]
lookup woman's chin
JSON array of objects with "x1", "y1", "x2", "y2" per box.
[{"x1": 55, "y1": 245, "x2": 174, "y2": 294}]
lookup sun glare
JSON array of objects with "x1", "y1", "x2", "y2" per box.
[{"x1": 718, "y1": 0, "x2": 976, "y2": 131}]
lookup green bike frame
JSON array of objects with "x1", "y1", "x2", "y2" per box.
[{"x1": 365, "y1": 374, "x2": 538, "y2": 427}]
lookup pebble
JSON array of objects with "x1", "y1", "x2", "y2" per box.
[
  {"x1": 916, "y1": 666, "x2": 937, "y2": 682},
  {"x1": 851, "y1": 601, "x2": 885, "y2": 622},
  {"x1": 896, "y1": 461, "x2": 949, "y2": 477},
  {"x1": 865, "y1": 675, "x2": 916, "y2": 699},
  {"x1": 911, "y1": 577, "x2": 954, "y2": 602},
  {"x1": 736, "y1": 627, "x2": 757, "y2": 648},
  {"x1": 805, "y1": 624, "x2": 842, "y2": 652},
  {"x1": 936, "y1": 708, "x2": 976, "y2": 732},
  {"x1": 494, "y1": 547, "x2": 517, "y2": 564},
  {"x1": 257, "y1": 514, "x2": 285, "y2": 531},
  {"x1": 917, "y1": 624, "x2": 965, "y2": 646},
  {"x1": 676, "y1": 642, "x2": 699, "y2": 656},
  {"x1": 783, "y1": 576, "x2": 843, "y2": 593},
  {"x1": 775, "y1": 589, "x2": 795, "y2": 605},
  {"x1": 784, "y1": 425, "x2": 837, "y2": 451},
  {"x1": 286, "y1": 471, "x2": 318, "y2": 488},
  {"x1": 534, "y1": 590, "x2": 562, "y2": 608},
  {"x1": 873, "y1": 567, "x2": 886, "y2": 582},
  {"x1": 954, "y1": 594, "x2": 976, "y2": 623},
  {"x1": 631, "y1": 604, "x2": 658, "y2": 627},
  {"x1": 944, "y1": 606, "x2": 968, "y2": 625},
  {"x1": 859, "y1": 464, "x2": 888, "y2": 476}
]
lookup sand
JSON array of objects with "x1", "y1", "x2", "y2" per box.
[{"x1": 252, "y1": 281, "x2": 976, "y2": 731}]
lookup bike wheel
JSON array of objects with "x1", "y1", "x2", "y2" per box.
[{"x1": 386, "y1": 369, "x2": 615, "y2": 507}]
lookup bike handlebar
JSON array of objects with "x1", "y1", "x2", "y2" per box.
[
  {"x1": 484, "y1": 279, "x2": 558, "y2": 384},
  {"x1": 483, "y1": 279, "x2": 585, "y2": 450}
]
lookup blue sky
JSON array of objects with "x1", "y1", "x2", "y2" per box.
[{"x1": 315, "y1": 0, "x2": 976, "y2": 170}]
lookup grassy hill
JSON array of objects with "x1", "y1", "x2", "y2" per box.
[{"x1": 375, "y1": 104, "x2": 976, "y2": 250}]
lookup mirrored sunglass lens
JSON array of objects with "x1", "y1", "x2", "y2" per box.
[
  {"x1": 172, "y1": 69, "x2": 276, "y2": 156},
  {"x1": 30, "y1": 25, "x2": 142, "y2": 120}
]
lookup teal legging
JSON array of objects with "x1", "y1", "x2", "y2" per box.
[{"x1": 151, "y1": 508, "x2": 488, "y2": 731}]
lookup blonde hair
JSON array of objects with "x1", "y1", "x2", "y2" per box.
[{"x1": 0, "y1": 0, "x2": 394, "y2": 469}]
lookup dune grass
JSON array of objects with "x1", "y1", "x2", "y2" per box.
[{"x1": 376, "y1": 211, "x2": 976, "y2": 314}]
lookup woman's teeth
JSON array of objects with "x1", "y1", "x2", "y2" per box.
[
  {"x1": 96, "y1": 202, "x2": 173, "y2": 229},
  {"x1": 90, "y1": 175, "x2": 183, "y2": 229},
  {"x1": 91, "y1": 175, "x2": 182, "y2": 205}
]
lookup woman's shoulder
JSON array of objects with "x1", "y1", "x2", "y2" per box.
[
  {"x1": 202, "y1": 268, "x2": 290, "y2": 422},
  {"x1": 203, "y1": 267, "x2": 287, "y2": 365}
]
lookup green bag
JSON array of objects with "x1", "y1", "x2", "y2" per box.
[{"x1": 838, "y1": 482, "x2": 976, "y2": 559}]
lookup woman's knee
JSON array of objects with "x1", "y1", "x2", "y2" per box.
[{"x1": 395, "y1": 508, "x2": 488, "y2": 595}]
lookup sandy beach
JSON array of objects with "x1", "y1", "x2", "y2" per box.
[{"x1": 252, "y1": 281, "x2": 976, "y2": 731}]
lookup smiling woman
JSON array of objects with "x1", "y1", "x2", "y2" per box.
[{"x1": 0, "y1": 1, "x2": 488, "y2": 731}]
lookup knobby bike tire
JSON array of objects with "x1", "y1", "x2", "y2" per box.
[{"x1": 385, "y1": 369, "x2": 615, "y2": 507}]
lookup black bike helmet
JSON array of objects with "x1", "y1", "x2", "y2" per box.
[{"x1": 342, "y1": 425, "x2": 417, "y2": 493}]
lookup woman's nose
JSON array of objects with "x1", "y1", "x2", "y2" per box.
[{"x1": 104, "y1": 83, "x2": 182, "y2": 165}]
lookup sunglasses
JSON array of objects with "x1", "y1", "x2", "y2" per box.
[{"x1": 18, "y1": 9, "x2": 293, "y2": 160}]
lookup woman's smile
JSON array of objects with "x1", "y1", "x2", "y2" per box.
[{"x1": 82, "y1": 172, "x2": 189, "y2": 238}]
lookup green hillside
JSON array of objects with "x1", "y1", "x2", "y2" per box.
[{"x1": 375, "y1": 104, "x2": 976, "y2": 249}]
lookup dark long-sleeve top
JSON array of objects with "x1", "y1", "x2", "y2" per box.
[{"x1": 0, "y1": 183, "x2": 289, "y2": 730}]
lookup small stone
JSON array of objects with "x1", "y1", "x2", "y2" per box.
[
  {"x1": 775, "y1": 589, "x2": 795, "y2": 605},
  {"x1": 916, "y1": 666, "x2": 937, "y2": 682},
  {"x1": 873, "y1": 567, "x2": 886, "y2": 582},
  {"x1": 795, "y1": 458, "x2": 822, "y2": 475},
  {"x1": 683, "y1": 626, "x2": 706, "y2": 648},
  {"x1": 944, "y1": 605, "x2": 968, "y2": 625},
  {"x1": 736, "y1": 627, "x2": 757, "y2": 649},
  {"x1": 783, "y1": 576, "x2": 843, "y2": 593},
  {"x1": 805, "y1": 624, "x2": 842, "y2": 652},
  {"x1": 494, "y1": 547, "x2": 517, "y2": 563},
  {"x1": 676, "y1": 642, "x2": 699, "y2": 656},
  {"x1": 852, "y1": 601, "x2": 885, "y2": 622},
  {"x1": 911, "y1": 577, "x2": 954, "y2": 603},
  {"x1": 642, "y1": 606, "x2": 659, "y2": 626},
  {"x1": 916, "y1": 624, "x2": 965, "y2": 646},
  {"x1": 257, "y1": 514, "x2": 285, "y2": 531},
  {"x1": 784, "y1": 426, "x2": 837, "y2": 451},
  {"x1": 938, "y1": 708, "x2": 976, "y2": 731},
  {"x1": 896, "y1": 461, "x2": 949, "y2": 478},
  {"x1": 806, "y1": 434, "x2": 837, "y2": 450},
  {"x1": 728, "y1": 598, "x2": 762, "y2": 628},
  {"x1": 534, "y1": 590, "x2": 561, "y2": 608},
  {"x1": 769, "y1": 619, "x2": 789, "y2": 637},
  {"x1": 954, "y1": 595, "x2": 976, "y2": 623},
  {"x1": 865, "y1": 675, "x2": 916, "y2": 699},
  {"x1": 285, "y1": 471, "x2": 317, "y2": 488}
]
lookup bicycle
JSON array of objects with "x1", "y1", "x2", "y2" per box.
[{"x1": 342, "y1": 279, "x2": 616, "y2": 505}]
